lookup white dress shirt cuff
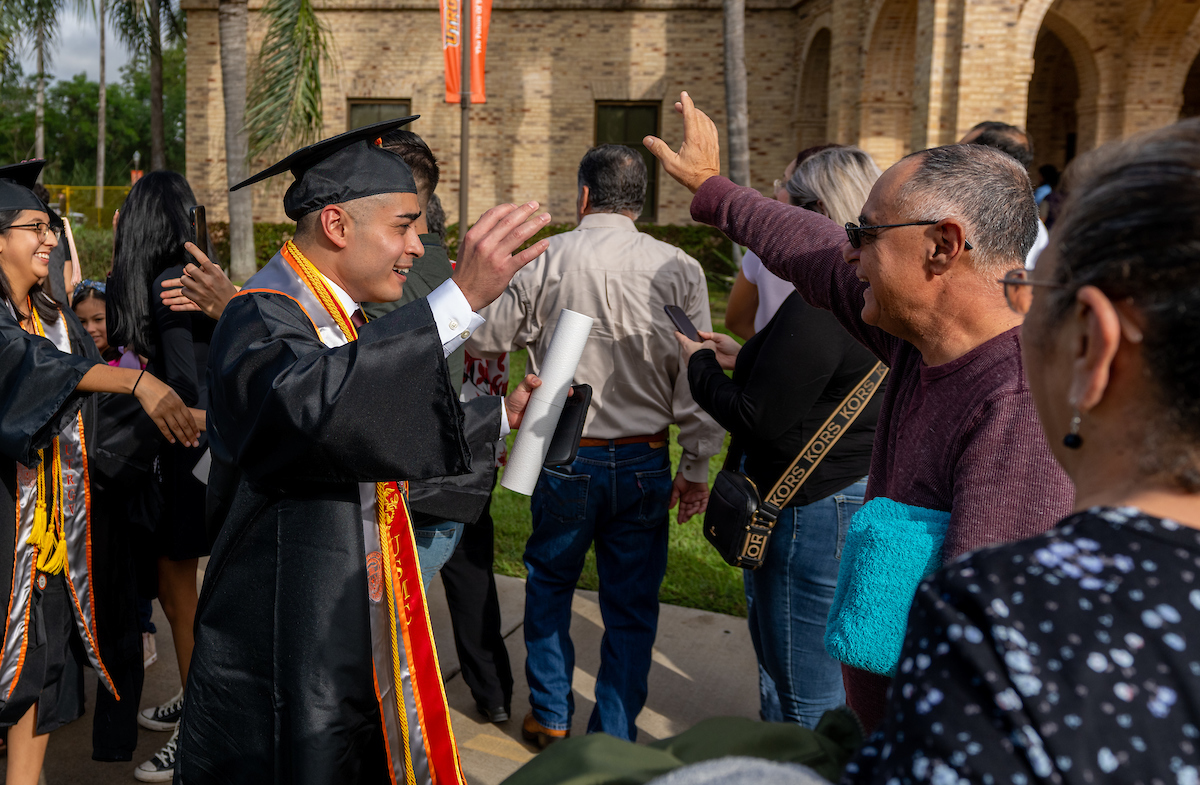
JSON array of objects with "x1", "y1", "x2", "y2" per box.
[
  {"x1": 427, "y1": 279, "x2": 486, "y2": 358},
  {"x1": 498, "y1": 401, "x2": 511, "y2": 437},
  {"x1": 679, "y1": 454, "x2": 711, "y2": 484}
]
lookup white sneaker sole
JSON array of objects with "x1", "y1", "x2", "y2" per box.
[
  {"x1": 133, "y1": 765, "x2": 175, "y2": 783},
  {"x1": 136, "y1": 714, "x2": 179, "y2": 732}
]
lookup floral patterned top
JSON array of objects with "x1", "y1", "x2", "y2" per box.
[{"x1": 846, "y1": 507, "x2": 1200, "y2": 784}]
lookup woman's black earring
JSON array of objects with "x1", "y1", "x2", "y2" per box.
[{"x1": 1063, "y1": 410, "x2": 1083, "y2": 450}]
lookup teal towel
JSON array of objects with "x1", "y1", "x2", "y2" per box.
[{"x1": 824, "y1": 497, "x2": 951, "y2": 676}]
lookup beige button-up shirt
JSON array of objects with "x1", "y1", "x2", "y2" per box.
[{"x1": 467, "y1": 212, "x2": 723, "y2": 483}]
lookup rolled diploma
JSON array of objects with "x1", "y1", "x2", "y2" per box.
[{"x1": 500, "y1": 309, "x2": 594, "y2": 495}]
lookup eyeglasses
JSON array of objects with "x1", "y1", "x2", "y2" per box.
[
  {"x1": 844, "y1": 219, "x2": 975, "y2": 251},
  {"x1": 9, "y1": 222, "x2": 62, "y2": 242},
  {"x1": 73, "y1": 279, "x2": 106, "y2": 300},
  {"x1": 998, "y1": 268, "x2": 1065, "y2": 315}
]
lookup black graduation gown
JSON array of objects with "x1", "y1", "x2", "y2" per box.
[
  {"x1": 0, "y1": 303, "x2": 145, "y2": 759},
  {"x1": 176, "y1": 290, "x2": 500, "y2": 784}
]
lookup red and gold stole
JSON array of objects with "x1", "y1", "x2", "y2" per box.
[{"x1": 278, "y1": 241, "x2": 466, "y2": 785}]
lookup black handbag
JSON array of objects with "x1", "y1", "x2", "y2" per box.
[{"x1": 702, "y1": 361, "x2": 888, "y2": 569}]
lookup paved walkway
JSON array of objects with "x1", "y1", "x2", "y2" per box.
[{"x1": 19, "y1": 572, "x2": 759, "y2": 784}]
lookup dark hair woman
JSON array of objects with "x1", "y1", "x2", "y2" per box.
[
  {"x1": 0, "y1": 161, "x2": 197, "y2": 785},
  {"x1": 106, "y1": 171, "x2": 215, "y2": 779},
  {"x1": 673, "y1": 146, "x2": 885, "y2": 729},
  {"x1": 848, "y1": 118, "x2": 1200, "y2": 783}
]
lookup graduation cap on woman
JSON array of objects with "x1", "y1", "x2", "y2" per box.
[
  {"x1": 231, "y1": 117, "x2": 421, "y2": 220},
  {"x1": 0, "y1": 160, "x2": 49, "y2": 213}
]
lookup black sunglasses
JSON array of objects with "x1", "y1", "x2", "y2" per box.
[{"x1": 844, "y1": 220, "x2": 974, "y2": 251}]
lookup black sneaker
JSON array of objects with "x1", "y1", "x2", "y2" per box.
[
  {"x1": 137, "y1": 688, "x2": 183, "y2": 731},
  {"x1": 133, "y1": 725, "x2": 178, "y2": 782}
]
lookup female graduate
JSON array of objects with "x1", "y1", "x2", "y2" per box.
[{"x1": 0, "y1": 160, "x2": 198, "y2": 785}]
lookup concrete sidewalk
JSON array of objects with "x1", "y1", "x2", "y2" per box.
[{"x1": 22, "y1": 573, "x2": 759, "y2": 784}]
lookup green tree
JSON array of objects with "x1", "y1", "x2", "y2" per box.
[{"x1": 111, "y1": 0, "x2": 181, "y2": 170}]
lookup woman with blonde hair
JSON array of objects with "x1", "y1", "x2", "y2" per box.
[
  {"x1": 785, "y1": 146, "x2": 882, "y2": 225},
  {"x1": 676, "y1": 144, "x2": 885, "y2": 728}
]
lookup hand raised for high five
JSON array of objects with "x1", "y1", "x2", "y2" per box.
[
  {"x1": 452, "y1": 202, "x2": 552, "y2": 312},
  {"x1": 642, "y1": 91, "x2": 723, "y2": 194}
]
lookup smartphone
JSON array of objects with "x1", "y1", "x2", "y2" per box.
[
  {"x1": 544, "y1": 384, "x2": 592, "y2": 468},
  {"x1": 190, "y1": 205, "x2": 208, "y2": 254},
  {"x1": 664, "y1": 304, "x2": 701, "y2": 342}
]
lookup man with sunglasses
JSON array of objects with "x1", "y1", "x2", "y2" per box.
[{"x1": 644, "y1": 92, "x2": 1072, "y2": 734}]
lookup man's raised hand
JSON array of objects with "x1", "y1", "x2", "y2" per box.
[
  {"x1": 160, "y1": 242, "x2": 240, "y2": 319},
  {"x1": 452, "y1": 202, "x2": 552, "y2": 312},
  {"x1": 643, "y1": 91, "x2": 722, "y2": 194}
]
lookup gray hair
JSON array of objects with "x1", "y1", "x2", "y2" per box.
[
  {"x1": 894, "y1": 144, "x2": 1038, "y2": 274},
  {"x1": 785, "y1": 146, "x2": 882, "y2": 226},
  {"x1": 578, "y1": 145, "x2": 647, "y2": 216}
]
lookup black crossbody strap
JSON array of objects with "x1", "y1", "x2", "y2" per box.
[{"x1": 762, "y1": 361, "x2": 888, "y2": 510}]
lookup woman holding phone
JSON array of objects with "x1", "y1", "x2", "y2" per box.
[{"x1": 107, "y1": 171, "x2": 216, "y2": 782}]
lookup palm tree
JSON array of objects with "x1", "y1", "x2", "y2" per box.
[
  {"x1": 723, "y1": 0, "x2": 750, "y2": 261},
  {"x1": 723, "y1": 0, "x2": 749, "y2": 186},
  {"x1": 217, "y1": 0, "x2": 330, "y2": 279},
  {"x1": 112, "y1": 0, "x2": 182, "y2": 171},
  {"x1": 22, "y1": 0, "x2": 68, "y2": 177},
  {"x1": 244, "y1": 0, "x2": 331, "y2": 160},
  {"x1": 218, "y1": 0, "x2": 254, "y2": 279},
  {"x1": 95, "y1": 0, "x2": 105, "y2": 207}
]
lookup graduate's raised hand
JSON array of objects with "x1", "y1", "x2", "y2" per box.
[
  {"x1": 643, "y1": 91, "x2": 722, "y2": 194},
  {"x1": 160, "y1": 242, "x2": 240, "y2": 319},
  {"x1": 134, "y1": 373, "x2": 202, "y2": 447},
  {"x1": 452, "y1": 202, "x2": 552, "y2": 312}
]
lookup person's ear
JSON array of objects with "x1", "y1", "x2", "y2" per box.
[
  {"x1": 320, "y1": 206, "x2": 351, "y2": 250},
  {"x1": 1068, "y1": 285, "x2": 1123, "y2": 413},
  {"x1": 928, "y1": 219, "x2": 970, "y2": 275},
  {"x1": 578, "y1": 185, "x2": 590, "y2": 216},
  {"x1": 816, "y1": 199, "x2": 829, "y2": 218}
]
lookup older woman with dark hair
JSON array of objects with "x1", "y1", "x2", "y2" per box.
[{"x1": 847, "y1": 117, "x2": 1200, "y2": 783}]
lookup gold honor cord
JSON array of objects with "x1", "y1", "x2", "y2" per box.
[{"x1": 26, "y1": 305, "x2": 67, "y2": 575}]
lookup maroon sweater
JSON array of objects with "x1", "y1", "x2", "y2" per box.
[{"x1": 692, "y1": 177, "x2": 1074, "y2": 729}]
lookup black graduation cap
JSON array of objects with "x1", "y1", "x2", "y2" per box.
[
  {"x1": 0, "y1": 160, "x2": 49, "y2": 214},
  {"x1": 231, "y1": 117, "x2": 421, "y2": 221}
]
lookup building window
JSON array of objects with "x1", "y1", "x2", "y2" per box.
[
  {"x1": 348, "y1": 99, "x2": 412, "y2": 131},
  {"x1": 594, "y1": 102, "x2": 660, "y2": 222}
]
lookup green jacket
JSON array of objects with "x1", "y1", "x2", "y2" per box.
[
  {"x1": 363, "y1": 233, "x2": 464, "y2": 396},
  {"x1": 500, "y1": 709, "x2": 864, "y2": 785}
]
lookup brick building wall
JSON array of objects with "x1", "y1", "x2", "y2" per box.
[{"x1": 184, "y1": 0, "x2": 1200, "y2": 225}]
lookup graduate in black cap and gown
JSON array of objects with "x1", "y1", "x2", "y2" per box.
[
  {"x1": 175, "y1": 118, "x2": 554, "y2": 785},
  {"x1": 0, "y1": 160, "x2": 200, "y2": 784}
]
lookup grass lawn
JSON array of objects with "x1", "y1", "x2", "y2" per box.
[{"x1": 489, "y1": 336, "x2": 748, "y2": 619}]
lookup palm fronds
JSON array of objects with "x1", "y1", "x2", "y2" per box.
[
  {"x1": 244, "y1": 0, "x2": 333, "y2": 160},
  {"x1": 110, "y1": 0, "x2": 180, "y2": 50}
]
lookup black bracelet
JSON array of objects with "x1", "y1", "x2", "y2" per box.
[{"x1": 131, "y1": 369, "x2": 146, "y2": 396}]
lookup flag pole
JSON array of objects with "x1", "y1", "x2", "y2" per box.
[{"x1": 459, "y1": 0, "x2": 471, "y2": 232}]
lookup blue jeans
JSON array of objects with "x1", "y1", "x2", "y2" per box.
[
  {"x1": 524, "y1": 442, "x2": 673, "y2": 741},
  {"x1": 744, "y1": 479, "x2": 866, "y2": 728},
  {"x1": 415, "y1": 520, "x2": 465, "y2": 590}
]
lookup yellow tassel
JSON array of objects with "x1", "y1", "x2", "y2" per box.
[{"x1": 26, "y1": 443, "x2": 66, "y2": 577}]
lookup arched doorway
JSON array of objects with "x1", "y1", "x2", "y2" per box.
[
  {"x1": 797, "y1": 28, "x2": 831, "y2": 150},
  {"x1": 1182, "y1": 54, "x2": 1200, "y2": 119},
  {"x1": 859, "y1": 0, "x2": 919, "y2": 167},
  {"x1": 1026, "y1": 28, "x2": 1081, "y2": 172}
]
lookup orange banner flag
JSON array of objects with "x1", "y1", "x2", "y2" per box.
[{"x1": 441, "y1": 0, "x2": 491, "y2": 103}]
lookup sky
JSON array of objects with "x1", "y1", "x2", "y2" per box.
[{"x1": 17, "y1": 13, "x2": 134, "y2": 84}]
